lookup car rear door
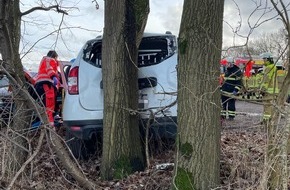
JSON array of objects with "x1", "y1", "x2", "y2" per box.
[
  {"x1": 78, "y1": 39, "x2": 103, "y2": 111},
  {"x1": 137, "y1": 34, "x2": 177, "y2": 116},
  {"x1": 77, "y1": 34, "x2": 177, "y2": 113}
]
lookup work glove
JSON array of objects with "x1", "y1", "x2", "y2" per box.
[
  {"x1": 53, "y1": 76, "x2": 58, "y2": 86},
  {"x1": 232, "y1": 90, "x2": 238, "y2": 96}
]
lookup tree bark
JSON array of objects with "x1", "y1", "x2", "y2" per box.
[
  {"x1": 101, "y1": 0, "x2": 149, "y2": 180},
  {"x1": 0, "y1": 0, "x2": 31, "y2": 177},
  {"x1": 173, "y1": 0, "x2": 224, "y2": 189}
]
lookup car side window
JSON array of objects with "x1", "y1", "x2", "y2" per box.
[{"x1": 64, "y1": 65, "x2": 71, "y2": 81}]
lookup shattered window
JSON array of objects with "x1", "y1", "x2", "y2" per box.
[
  {"x1": 82, "y1": 35, "x2": 177, "y2": 68},
  {"x1": 83, "y1": 40, "x2": 102, "y2": 68},
  {"x1": 138, "y1": 36, "x2": 177, "y2": 67}
]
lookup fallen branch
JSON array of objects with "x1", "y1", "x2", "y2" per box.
[
  {"x1": 49, "y1": 131, "x2": 99, "y2": 190},
  {"x1": 7, "y1": 126, "x2": 45, "y2": 190}
]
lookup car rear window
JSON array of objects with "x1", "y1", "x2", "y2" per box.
[
  {"x1": 83, "y1": 41, "x2": 102, "y2": 68},
  {"x1": 82, "y1": 35, "x2": 177, "y2": 68}
]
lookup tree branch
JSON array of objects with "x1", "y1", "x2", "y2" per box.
[
  {"x1": 21, "y1": 5, "x2": 68, "y2": 17},
  {"x1": 7, "y1": 129, "x2": 45, "y2": 190}
]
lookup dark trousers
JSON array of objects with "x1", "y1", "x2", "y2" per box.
[{"x1": 221, "y1": 95, "x2": 236, "y2": 118}]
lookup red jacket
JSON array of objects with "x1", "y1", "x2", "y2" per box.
[{"x1": 35, "y1": 56, "x2": 59, "y2": 84}]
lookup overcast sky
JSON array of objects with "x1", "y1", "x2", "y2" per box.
[{"x1": 20, "y1": 0, "x2": 286, "y2": 71}]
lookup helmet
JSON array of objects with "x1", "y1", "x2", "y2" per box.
[
  {"x1": 260, "y1": 52, "x2": 273, "y2": 59},
  {"x1": 260, "y1": 52, "x2": 273, "y2": 63},
  {"x1": 226, "y1": 57, "x2": 235, "y2": 64}
]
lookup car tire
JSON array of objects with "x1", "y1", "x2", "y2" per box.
[
  {"x1": 84, "y1": 132, "x2": 103, "y2": 157},
  {"x1": 65, "y1": 130, "x2": 88, "y2": 159}
]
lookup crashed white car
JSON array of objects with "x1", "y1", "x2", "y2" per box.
[{"x1": 63, "y1": 32, "x2": 178, "y2": 157}]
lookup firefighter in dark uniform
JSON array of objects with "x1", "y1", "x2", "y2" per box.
[{"x1": 221, "y1": 57, "x2": 243, "y2": 120}]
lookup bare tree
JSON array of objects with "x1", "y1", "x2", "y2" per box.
[
  {"x1": 248, "y1": 28, "x2": 288, "y2": 59},
  {"x1": 0, "y1": 1, "x2": 98, "y2": 189},
  {"x1": 259, "y1": 1, "x2": 290, "y2": 189},
  {"x1": 0, "y1": 0, "x2": 36, "y2": 178},
  {"x1": 172, "y1": 0, "x2": 224, "y2": 189}
]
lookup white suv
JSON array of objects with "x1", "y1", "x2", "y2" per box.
[{"x1": 63, "y1": 32, "x2": 178, "y2": 157}]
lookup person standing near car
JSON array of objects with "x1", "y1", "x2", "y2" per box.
[
  {"x1": 260, "y1": 52, "x2": 279, "y2": 122},
  {"x1": 221, "y1": 57, "x2": 243, "y2": 120},
  {"x1": 34, "y1": 50, "x2": 60, "y2": 128}
]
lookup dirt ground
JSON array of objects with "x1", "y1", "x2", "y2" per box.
[
  {"x1": 0, "y1": 100, "x2": 276, "y2": 189},
  {"x1": 82, "y1": 100, "x2": 270, "y2": 189}
]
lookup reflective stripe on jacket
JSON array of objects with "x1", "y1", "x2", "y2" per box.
[
  {"x1": 35, "y1": 56, "x2": 59, "y2": 84},
  {"x1": 221, "y1": 65, "x2": 243, "y2": 93}
]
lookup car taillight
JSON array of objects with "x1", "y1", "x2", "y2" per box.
[
  {"x1": 70, "y1": 126, "x2": 81, "y2": 131},
  {"x1": 68, "y1": 66, "x2": 79, "y2": 95}
]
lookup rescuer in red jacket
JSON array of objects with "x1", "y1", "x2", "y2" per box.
[{"x1": 34, "y1": 50, "x2": 60, "y2": 128}]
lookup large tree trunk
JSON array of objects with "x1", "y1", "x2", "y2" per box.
[
  {"x1": 0, "y1": 0, "x2": 31, "y2": 177},
  {"x1": 173, "y1": 0, "x2": 224, "y2": 189},
  {"x1": 101, "y1": 0, "x2": 149, "y2": 180}
]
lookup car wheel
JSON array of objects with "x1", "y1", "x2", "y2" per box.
[
  {"x1": 83, "y1": 132, "x2": 103, "y2": 157},
  {"x1": 65, "y1": 130, "x2": 88, "y2": 159}
]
